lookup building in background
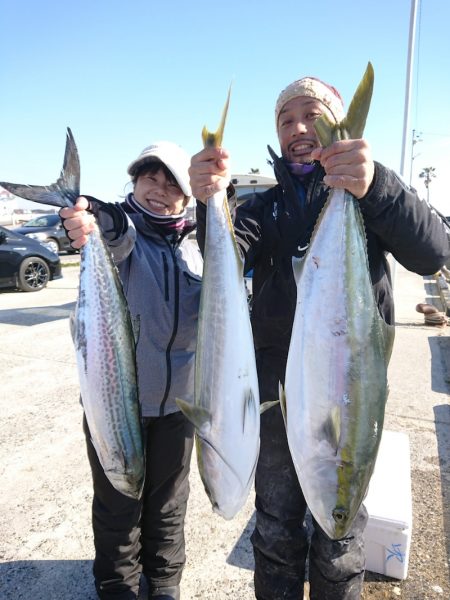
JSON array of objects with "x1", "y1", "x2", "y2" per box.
[{"x1": 231, "y1": 173, "x2": 276, "y2": 203}]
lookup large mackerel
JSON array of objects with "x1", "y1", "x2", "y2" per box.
[
  {"x1": 0, "y1": 130, "x2": 144, "y2": 499},
  {"x1": 281, "y1": 64, "x2": 395, "y2": 539},
  {"x1": 177, "y1": 89, "x2": 261, "y2": 519}
]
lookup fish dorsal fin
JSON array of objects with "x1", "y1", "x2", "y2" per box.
[
  {"x1": 0, "y1": 127, "x2": 80, "y2": 208},
  {"x1": 314, "y1": 62, "x2": 374, "y2": 145}
]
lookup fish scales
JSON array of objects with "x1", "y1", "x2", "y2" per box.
[{"x1": 0, "y1": 129, "x2": 144, "y2": 499}]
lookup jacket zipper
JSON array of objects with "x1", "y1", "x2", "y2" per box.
[
  {"x1": 162, "y1": 252, "x2": 169, "y2": 300},
  {"x1": 159, "y1": 236, "x2": 182, "y2": 416}
]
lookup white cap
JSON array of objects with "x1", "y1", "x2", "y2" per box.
[{"x1": 127, "y1": 141, "x2": 192, "y2": 198}]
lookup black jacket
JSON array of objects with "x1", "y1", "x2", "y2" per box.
[{"x1": 196, "y1": 148, "x2": 450, "y2": 357}]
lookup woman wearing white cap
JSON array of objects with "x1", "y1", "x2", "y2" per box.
[{"x1": 61, "y1": 141, "x2": 202, "y2": 600}]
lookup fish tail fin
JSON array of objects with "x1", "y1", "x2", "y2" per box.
[
  {"x1": 340, "y1": 62, "x2": 374, "y2": 139},
  {"x1": 0, "y1": 127, "x2": 80, "y2": 208},
  {"x1": 201, "y1": 84, "x2": 232, "y2": 148},
  {"x1": 314, "y1": 62, "x2": 374, "y2": 145}
]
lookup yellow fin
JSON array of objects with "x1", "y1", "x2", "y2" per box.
[
  {"x1": 341, "y1": 61, "x2": 374, "y2": 140},
  {"x1": 313, "y1": 62, "x2": 374, "y2": 145},
  {"x1": 176, "y1": 398, "x2": 212, "y2": 433},
  {"x1": 322, "y1": 406, "x2": 341, "y2": 453},
  {"x1": 202, "y1": 84, "x2": 232, "y2": 148},
  {"x1": 260, "y1": 400, "x2": 279, "y2": 414}
]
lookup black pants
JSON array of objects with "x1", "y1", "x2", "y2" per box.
[
  {"x1": 83, "y1": 411, "x2": 194, "y2": 600},
  {"x1": 251, "y1": 352, "x2": 367, "y2": 600}
]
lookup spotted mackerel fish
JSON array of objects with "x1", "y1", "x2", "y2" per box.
[
  {"x1": 0, "y1": 130, "x2": 145, "y2": 499},
  {"x1": 177, "y1": 89, "x2": 261, "y2": 519},
  {"x1": 281, "y1": 63, "x2": 395, "y2": 539}
]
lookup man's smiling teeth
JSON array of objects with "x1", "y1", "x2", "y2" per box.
[{"x1": 291, "y1": 143, "x2": 311, "y2": 152}]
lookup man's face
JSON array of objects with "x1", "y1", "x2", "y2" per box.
[{"x1": 277, "y1": 96, "x2": 332, "y2": 164}]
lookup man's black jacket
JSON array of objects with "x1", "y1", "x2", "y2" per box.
[{"x1": 196, "y1": 148, "x2": 450, "y2": 358}]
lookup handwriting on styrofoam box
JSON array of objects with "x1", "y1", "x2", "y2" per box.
[{"x1": 386, "y1": 543, "x2": 405, "y2": 563}]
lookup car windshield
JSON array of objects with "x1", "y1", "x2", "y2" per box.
[{"x1": 22, "y1": 214, "x2": 59, "y2": 227}]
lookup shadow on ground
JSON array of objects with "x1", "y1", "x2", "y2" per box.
[
  {"x1": 0, "y1": 560, "x2": 95, "y2": 600},
  {"x1": 434, "y1": 403, "x2": 450, "y2": 581},
  {"x1": 226, "y1": 511, "x2": 255, "y2": 571},
  {"x1": 0, "y1": 302, "x2": 75, "y2": 326}
]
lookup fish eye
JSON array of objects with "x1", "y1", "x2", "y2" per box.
[{"x1": 332, "y1": 507, "x2": 349, "y2": 523}]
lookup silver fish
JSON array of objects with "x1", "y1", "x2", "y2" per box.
[
  {"x1": 177, "y1": 89, "x2": 261, "y2": 519},
  {"x1": 281, "y1": 63, "x2": 395, "y2": 539},
  {"x1": 0, "y1": 129, "x2": 144, "y2": 499}
]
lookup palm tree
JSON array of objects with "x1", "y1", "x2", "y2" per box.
[{"x1": 419, "y1": 166, "x2": 436, "y2": 203}]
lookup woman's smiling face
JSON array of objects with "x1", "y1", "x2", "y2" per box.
[{"x1": 133, "y1": 165, "x2": 186, "y2": 215}]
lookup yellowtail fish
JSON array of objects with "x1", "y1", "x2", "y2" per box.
[
  {"x1": 281, "y1": 63, "x2": 395, "y2": 539},
  {"x1": 177, "y1": 88, "x2": 261, "y2": 519}
]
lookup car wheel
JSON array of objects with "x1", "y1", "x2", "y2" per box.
[
  {"x1": 18, "y1": 257, "x2": 51, "y2": 292},
  {"x1": 45, "y1": 238, "x2": 60, "y2": 254}
]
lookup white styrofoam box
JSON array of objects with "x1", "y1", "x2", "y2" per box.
[{"x1": 363, "y1": 429, "x2": 412, "y2": 580}]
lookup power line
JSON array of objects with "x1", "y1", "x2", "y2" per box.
[{"x1": 419, "y1": 131, "x2": 450, "y2": 138}]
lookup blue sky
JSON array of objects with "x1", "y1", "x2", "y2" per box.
[{"x1": 1, "y1": 0, "x2": 449, "y2": 214}]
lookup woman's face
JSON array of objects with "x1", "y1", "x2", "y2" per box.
[{"x1": 133, "y1": 167, "x2": 186, "y2": 215}]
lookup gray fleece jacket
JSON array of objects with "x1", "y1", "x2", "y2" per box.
[{"x1": 97, "y1": 205, "x2": 203, "y2": 417}]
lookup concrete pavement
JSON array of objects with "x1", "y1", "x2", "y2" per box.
[{"x1": 0, "y1": 262, "x2": 449, "y2": 599}]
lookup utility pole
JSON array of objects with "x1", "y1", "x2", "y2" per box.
[{"x1": 400, "y1": 0, "x2": 419, "y2": 179}]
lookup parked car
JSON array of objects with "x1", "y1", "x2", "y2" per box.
[
  {"x1": 0, "y1": 226, "x2": 62, "y2": 292},
  {"x1": 12, "y1": 213, "x2": 76, "y2": 254}
]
